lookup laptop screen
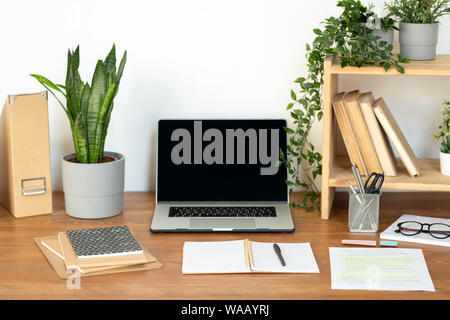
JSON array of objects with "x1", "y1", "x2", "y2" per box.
[{"x1": 157, "y1": 119, "x2": 288, "y2": 202}]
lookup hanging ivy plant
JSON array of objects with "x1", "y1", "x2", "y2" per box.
[{"x1": 279, "y1": 0, "x2": 408, "y2": 212}]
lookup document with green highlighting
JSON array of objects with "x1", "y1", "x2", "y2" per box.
[{"x1": 329, "y1": 247, "x2": 435, "y2": 291}]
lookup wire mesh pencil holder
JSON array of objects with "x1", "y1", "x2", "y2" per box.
[{"x1": 348, "y1": 191, "x2": 380, "y2": 233}]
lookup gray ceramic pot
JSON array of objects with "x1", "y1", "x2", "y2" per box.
[
  {"x1": 61, "y1": 151, "x2": 125, "y2": 219},
  {"x1": 373, "y1": 29, "x2": 394, "y2": 45},
  {"x1": 399, "y1": 22, "x2": 439, "y2": 60}
]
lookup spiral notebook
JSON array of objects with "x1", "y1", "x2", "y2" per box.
[{"x1": 182, "y1": 240, "x2": 319, "y2": 274}]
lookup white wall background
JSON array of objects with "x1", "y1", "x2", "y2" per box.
[{"x1": 1, "y1": 0, "x2": 449, "y2": 191}]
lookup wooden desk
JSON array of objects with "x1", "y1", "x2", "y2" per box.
[{"x1": 0, "y1": 192, "x2": 449, "y2": 300}]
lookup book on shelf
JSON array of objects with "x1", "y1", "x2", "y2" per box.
[
  {"x1": 359, "y1": 92, "x2": 398, "y2": 176},
  {"x1": 332, "y1": 92, "x2": 368, "y2": 176},
  {"x1": 373, "y1": 97, "x2": 420, "y2": 177},
  {"x1": 342, "y1": 90, "x2": 383, "y2": 175}
]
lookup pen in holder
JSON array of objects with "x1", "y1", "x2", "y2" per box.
[{"x1": 348, "y1": 190, "x2": 380, "y2": 233}]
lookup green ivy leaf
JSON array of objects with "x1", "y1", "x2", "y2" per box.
[
  {"x1": 396, "y1": 64, "x2": 405, "y2": 74},
  {"x1": 290, "y1": 89, "x2": 297, "y2": 100}
]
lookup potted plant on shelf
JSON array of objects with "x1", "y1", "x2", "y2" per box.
[
  {"x1": 367, "y1": 5, "x2": 397, "y2": 45},
  {"x1": 434, "y1": 100, "x2": 450, "y2": 176},
  {"x1": 280, "y1": 0, "x2": 407, "y2": 212},
  {"x1": 386, "y1": 0, "x2": 450, "y2": 60},
  {"x1": 31, "y1": 44, "x2": 127, "y2": 219}
]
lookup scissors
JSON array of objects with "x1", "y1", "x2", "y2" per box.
[{"x1": 364, "y1": 172, "x2": 384, "y2": 194}]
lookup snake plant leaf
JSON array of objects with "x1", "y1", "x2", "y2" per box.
[
  {"x1": 66, "y1": 47, "x2": 84, "y2": 120},
  {"x1": 30, "y1": 74, "x2": 66, "y2": 97},
  {"x1": 76, "y1": 83, "x2": 91, "y2": 162},
  {"x1": 87, "y1": 60, "x2": 107, "y2": 163},
  {"x1": 115, "y1": 50, "x2": 127, "y2": 86},
  {"x1": 66, "y1": 46, "x2": 80, "y2": 83},
  {"x1": 93, "y1": 50, "x2": 127, "y2": 162},
  {"x1": 104, "y1": 44, "x2": 117, "y2": 77},
  {"x1": 98, "y1": 102, "x2": 114, "y2": 160},
  {"x1": 72, "y1": 115, "x2": 89, "y2": 163},
  {"x1": 93, "y1": 83, "x2": 117, "y2": 162},
  {"x1": 29, "y1": 74, "x2": 73, "y2": 123}
]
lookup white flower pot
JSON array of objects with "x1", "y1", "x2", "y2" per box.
[
  {"x1": 399, "y1": 22, "x2": 439, "y2": 60},
  {"x1": 61, "y1": 151, "x2": 125, "y2": 219},
  {"x1": 440, "y1": 152, "x2": 450, "y2": 176},
  {"x1": 373, "y1": 29, "x2": 394, "y2": 45}
]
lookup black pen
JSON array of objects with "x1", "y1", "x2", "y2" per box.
[{"x1": 273, "y1": 243, "x2": 286, "y2": 266}]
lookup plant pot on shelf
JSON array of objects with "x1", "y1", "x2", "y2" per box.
[
  {"x1": 399, "y1": 22, "x2": 439, "y2": 60},
  {"x1": 440, "y1": 152, "x2": 450, "y2": 176},
  {"x1": 61, "y1": 151, "x2": 125, "y2": 219},
  {"x1": 373, "y1": 29, "x2": 394, "y2": 45}
]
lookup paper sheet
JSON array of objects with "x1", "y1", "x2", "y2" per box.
[
  {"x1": 251, "y1": 242, "x2": 319, "y2": 273},
  {"x1": 182, "y1": 240, "x2": 250, "y2": 274},
  {"x1": 329, "y1": 247, "x2": 435, "y2": 291}
]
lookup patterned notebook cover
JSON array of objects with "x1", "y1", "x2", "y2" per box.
[{"x1": 66, "y1": 225, "x2": 143, "y2": 258}]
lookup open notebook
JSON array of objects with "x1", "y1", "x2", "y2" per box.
[{"x1": 182, "y1": 240, "x2": 320, "y2": 274}]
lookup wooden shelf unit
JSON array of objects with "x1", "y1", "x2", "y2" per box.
[{"x1": 321, "y1": 55, "x2": 450, "y2": 219}]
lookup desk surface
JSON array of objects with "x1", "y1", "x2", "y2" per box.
[{"x1": 0, "y1": 192, "x2": 449, "y2": 300}]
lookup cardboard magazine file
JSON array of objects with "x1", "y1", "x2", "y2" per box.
[{"x1": 0, "y1": 92, "x2": 53, "y2": 217}]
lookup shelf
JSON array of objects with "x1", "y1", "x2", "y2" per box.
[
  {"x1": 331, "y1": 54, "x2": 450, "y2": 77},
  {"x1": 330, "y1": 156, "x2": 450, "y2": 192},
  {"x1": 321, "y1": 55, "x2": 450, "y2": 219}
]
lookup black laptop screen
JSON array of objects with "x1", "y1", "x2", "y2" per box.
[{"x1": 157, "y1": 119, "x2": 288, "y2": 202}]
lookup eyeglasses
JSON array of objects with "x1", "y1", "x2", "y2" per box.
[{"x1": 395, "y1": 221, "x2": 450, "y2": 239}]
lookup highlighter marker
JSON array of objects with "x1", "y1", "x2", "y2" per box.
[{"x1": 380, "y1": 240, "x2": 397, "y2": 247}]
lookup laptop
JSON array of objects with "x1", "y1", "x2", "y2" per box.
[{"x1": 150, "y1": 119, "x2": 294, "y2": 232}]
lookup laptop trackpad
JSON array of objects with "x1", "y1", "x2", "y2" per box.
[{"x1": 189, "y1": 218, "x2": 255, "y2": 230}]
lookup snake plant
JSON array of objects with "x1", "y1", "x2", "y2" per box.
[{"x1": 31, "y1": 44, "x2": 127, "y2": 163}]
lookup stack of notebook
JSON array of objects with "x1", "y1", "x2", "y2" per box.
[
  {"x1": 332, "y1": 90, "x2": 420, "y2": 177},
  {"x1": 35, "y1": 225, "x2": 162, "y2": 279}
]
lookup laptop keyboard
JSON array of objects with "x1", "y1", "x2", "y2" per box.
[{"x1": 169, "y1": 206, "x2": 277, "y2": 217}]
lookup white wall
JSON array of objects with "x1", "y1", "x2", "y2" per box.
[{"x1": 1, "y1": 0, "x2": 449, "y2": 191}]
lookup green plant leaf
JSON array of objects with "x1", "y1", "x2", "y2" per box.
[
  {"x1": 115, "y1": 50, "x2": 127, "y2": 86},
  {"x1": 104, "y1": 44, "x2": 117, "y2": 76},
  {"x1": 290, "y1": 89, "x2": 297, "y2": 101},
  {"x1": 30, "y1": 74, "x2": 66, "y2": 97},
  {"x1": 87, "y1": 60, "x2": 107, "y2": 162}
]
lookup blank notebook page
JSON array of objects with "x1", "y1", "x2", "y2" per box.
[
  {"x1": 182, "y1": 240, "x2": 250, "y2": 274},
  {"x1": 251, "y1": 242, "x2": 320, "y2": 273}
]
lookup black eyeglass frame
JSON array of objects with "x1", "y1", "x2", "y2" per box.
[{"x1": 395, "y1": 221, "x2": 450, "y2": 239}]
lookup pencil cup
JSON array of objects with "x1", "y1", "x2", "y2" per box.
[{"x1": 348, "y1": 191, "x2": 380, "y2": 233}]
